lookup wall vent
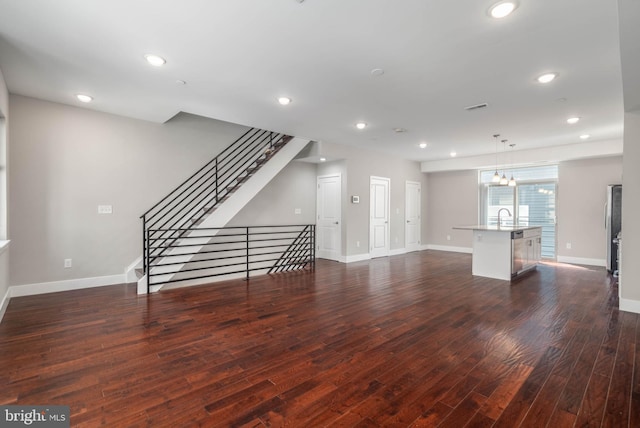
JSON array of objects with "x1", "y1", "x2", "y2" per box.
[{"x1": 464, "y1": 103, "x2": 489, "y2": 111}]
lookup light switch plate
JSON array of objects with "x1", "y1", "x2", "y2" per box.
[{"x1": 98, "y1": 205, "x2": 113, "y2": 214}]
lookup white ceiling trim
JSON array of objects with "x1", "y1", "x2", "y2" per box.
[{"x1": 421, "y1": 138, "x2": 623, "y2": 173}]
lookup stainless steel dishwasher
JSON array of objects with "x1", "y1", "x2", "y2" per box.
[{"x1": 511, "y1": 230, "x2": 524, "y2": 275}]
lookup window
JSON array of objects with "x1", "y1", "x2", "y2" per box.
[{"x1": 480, "y1": 165, "x2": 557, "y2": 258}]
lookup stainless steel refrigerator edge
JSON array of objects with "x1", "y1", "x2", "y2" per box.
[{"x1": 605, "y1": 184, "x2": 622, "y2": 273}]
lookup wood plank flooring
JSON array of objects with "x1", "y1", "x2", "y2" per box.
[{"x1": 1, "y1": 251, "x2": 637, "y2": 427}]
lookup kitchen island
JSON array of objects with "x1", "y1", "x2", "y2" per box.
[{"x1": 453, "y1": 225, "x2": 542, "y2": 281}]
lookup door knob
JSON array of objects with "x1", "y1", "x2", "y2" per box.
[{"x1": 334, "y1": 222, "x2": 339, "y2": 225}]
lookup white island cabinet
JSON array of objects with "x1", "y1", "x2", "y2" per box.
[{"x1": 453, "y1": 225, "x2": 542, "y2": 281}]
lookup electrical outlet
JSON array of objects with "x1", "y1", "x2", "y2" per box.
[
  {"x1": 294, "y1": 208, "x2": 301, "y2": 215},
  {"x1": 98, "y1": 205, "x2": 113, "y2": 214},
  {"x1": 356, "y1": 241, "x2": 360, "y2": 248},
  {"x1": 64, "y1": 259, "x2": 72, "y2": 268},
  {"x1": 446, "y1": 235, "x2": 451, "y2": 241},
  {"x1": 566, "y1": 242, "x2": 572, "y2": 249}
]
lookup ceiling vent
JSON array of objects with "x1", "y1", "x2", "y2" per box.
[{"x1": 464, "y1": 103, "x2": 489, "y2": 111}]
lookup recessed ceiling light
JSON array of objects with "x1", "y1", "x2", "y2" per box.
[
  {"x1": 176, "y1": 80, "x2": 186, "y2": 85},
  {"x1": 355, "y1": 122, "x2": 367, "y2": 130},
  {"x1": 537, "y1": 73, "x2": 558, "y2": 84},
  {"x1": 145, "y1": 54, "x2": 166, "y2": 67},
  {"x1": 419, "y1": 142, "x2": 427, "y2": 149},
  {"x1": 76, "y1": 94, "x2": 93, "y2": 103},
  {"x1": 450, "y1": 151, "x2": 457, "y2": 157},
  {"x1": 319, "y1": 157, "x2": 326, "y2": 162},
  {"x1": 393, "y1": 127, "x2": 407, "y2": 133},
  {"x1": 567, "y1": 117, "x2": 580, "y2": 124},
  {"x1": 489, "y1": 1, "x2": 518, "y2": 18},
  {"x1": 580, "y1": 134, "x2": 591, "y2": 140},
  {"x1": 278, "y1": 97, "x2": 292, "y2": 105},
  {"x1": 371, "y1": 68, "x2": 385, "y2": 77}
]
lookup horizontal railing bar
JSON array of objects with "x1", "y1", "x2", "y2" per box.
[
  {"x1": 148, "y1": 246, "x2": 301, "y2": 265},
  {"x1": 148, "y1": 265, "x2": 279, "y2": 285},
  {"x1": 151, "y1": 244, "x2": 293, "y2": 259},
  {"x1": 148, "y1": 237, "x2": 301, "y2": 250},
  {"x1": 148, "y1": 224, "x2": 311, "y2": 232},
  {"x1": 149, "y1": 256, "x2": 294, "y2": 277}
]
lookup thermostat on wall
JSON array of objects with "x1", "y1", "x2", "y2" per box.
[{"x1": 351, "y1": 196, "x2": 360, "y2": 204}]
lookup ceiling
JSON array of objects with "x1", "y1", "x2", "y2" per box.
[{"x1": 0, "y1": 0, "x2": 625, "y2": 163}]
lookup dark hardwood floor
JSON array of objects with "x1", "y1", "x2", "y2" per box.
[{"x1": 0, "y1": 251, "x2": 637, "y2": 427}]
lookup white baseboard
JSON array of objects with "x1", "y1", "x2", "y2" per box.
[
  {"x1": 9, "y1": 274, "x2": 126, "y2": 298},
  {"x1": 556, "y1": 256, "x2": 606, "y2": 267},
  {"x1": 390, "y1": 248, "x2": 407, "y2": 256},
  {"x1": 426, "y1": 244, "x2": 473, "y2": 254},
  {"x1": 124, "y1": 256, "x2": 143, "y2": 283},
  {"x1": 0, "y1": 288, "x2": 9, "y2": 324},
  {"x1": 345, "y1": 253, "x2": 371, "y2": 263},
  {"x1": 620, "y1": 298, "x2": 640, "y2": 314}
]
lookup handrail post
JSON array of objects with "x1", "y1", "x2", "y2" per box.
[
  {"x1": 145, "y1": 227, "x2": 151, "y2": 293},
  {"x1": 246, "y1": 227, "x2": 250, "y2": 281},
  {"x1": 142, "y1": 217, "x2": 147, "y2": 274},
  {"x1": 312, "y1": 225, "x2": 316, "y2": 270},
  {"x1": 215, "y1": 158, "x2": 219, "y2": 203}
]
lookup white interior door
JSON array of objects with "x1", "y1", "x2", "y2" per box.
[
  {"x1": 405, "y1": 181, "x2": 421, "y2": 252},
  {"x1": 317, "y1": 174, "x2": 342, "y2": 261},
  {"x1": 370, "y1": 176, "x2": 390, "y2": 258}
]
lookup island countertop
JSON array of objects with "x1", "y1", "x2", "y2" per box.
[
  {"x1": 452, "y1": 225, "x2": 542, "y2": 232},
  {"x1": 453, "y1": 225, "x2": 542, "y2": 281}
]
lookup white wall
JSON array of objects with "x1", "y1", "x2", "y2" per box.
[
  {"x1": 557, "y1": 156, "x2": 623, "y2": 264},
  {"x1": 618, "y1": 0, "x2": 640, "y2": 313},
  {"x1": 621, "y1": 112, "x2": 640, "y2": 306},
  {"x1": 8, "y1": 95, "x2": 250, "y2": 287}
]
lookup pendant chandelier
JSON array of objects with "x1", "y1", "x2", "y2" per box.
[
  {"x1": 492, "y1": 134, "x2": 500, "y2": 183},
  {"x1": 499, "y1": 139, "x2": 508, "y2": 185},
  {"x1": 508, "y1": 143, "x2": 517, "y2": 187}
]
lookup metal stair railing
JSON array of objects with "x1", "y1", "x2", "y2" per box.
[
  {"x1": 268, "y1": 225, "x2": 315, "y2": 273},
  {"x1": 140, "y1": 128, "x2": 292, "y2": 276},
  {"x1": 144, "y1": 225, "x2": 315, "y2": 288}
]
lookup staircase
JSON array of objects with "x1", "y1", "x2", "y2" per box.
[{"x1": 136, "y1": 128, "x2": 312, "y2": 293}]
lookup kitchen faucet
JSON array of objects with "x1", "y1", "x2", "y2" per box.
[{"x1": 497, "y1": 208, "x2": 512, "y2": 227}]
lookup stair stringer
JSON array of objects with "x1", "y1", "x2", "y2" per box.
[{"x1": 136, "y1": 137, "x2": 311, "y2": 293}]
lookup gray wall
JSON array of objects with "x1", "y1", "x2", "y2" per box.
[
  {"x1": 426, "y1": 170, "x2": 477, "y2": 249},
  {"x1": 425, "y1": 159, "x2": 624, "y2": 264},
  {"x1": 7, "y1": 94, "x2": 428, "y2": 289},
  {"x1": 8, "y1": 95, "x2": 250, "y2": 286},
  {"x1": 318, "y1": 142, "x2": 426, "y2": 258},
  {"x1": 557, "y1": 156, "x2": 623, "y2": 261},
  {"x1": 227, "y1": 160, "x2": 317, "y2": 227}
]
